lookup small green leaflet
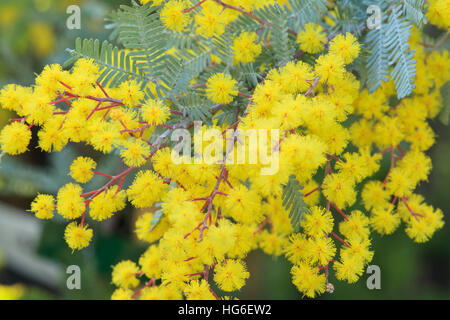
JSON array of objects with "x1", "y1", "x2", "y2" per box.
[{"x1": 281, "y1": 175, "x2": 307, "y2": 229}]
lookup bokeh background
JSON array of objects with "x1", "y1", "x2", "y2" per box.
[{"x1": 0, "y1": 0, "x2": 448, "y2": 300}]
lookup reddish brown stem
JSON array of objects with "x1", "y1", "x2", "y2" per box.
[
  {"x1": 330, "y1": 231, "x2": 351, "y2": 248},
  {"x1": 80, "y1": 205, "x2": 87, "y2": 227},
  {"x1": 86, "y1": 101, "x2": 102, "y2": 120},
  {"x1": 304, "y1": 185, "x2": 321, "y2": 197},
  {"x1": 327, "y1": 154, "x2": 342, "y2": 163},
  {"x1": 391, "y1": 196, "x2": 398, "y2": 205},
  {"x1": 329, "y1": 202, "x2": 349, "y2": 221},
  {"x1": 254, "y1": 216, "x2": 270, "y2": 235},
  {"x1": 59, "y1": 81, "x2": 72, "y2": 90},
  {"x1": 304, "y1": 76, "x2": 321, "y2": 97},
  {"x1": 238, "y1": 92, "x2": 251, "y2": 98},
  {"x1": 80, "y1": 190, "x2": 98, "y2": 197},
  {"x1": 209, "y1": 287, "x2": 220, "y2": 300},
  {"x1": 397, "y1": 145, "x2": 405, "y2": 158},
  {"x1": 191, "y1": 83, "x2": 206, "y2": 89},
  {"x1": 183, "y1": 0, "x2": 207, "y2": 13},
  {"x1": 131, "y1": 278, "x2": 155, "y2": 299},
  {"x1": 383, "y1": 147, "x2": 395, "y2": 185},
  {"x1": 401, "y1": 197, "x2": 424, "y2": 222},
  {"x1": 92, "y1": 170, "x2": 113, "y2": 179},
  {"x1": 96, "y1": 81, "x2": 109, "y2": 98}
]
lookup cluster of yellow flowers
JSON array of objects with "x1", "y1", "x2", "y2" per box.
[{"x1": 0, "y1": 0, "x2": 448, "y2": 300}]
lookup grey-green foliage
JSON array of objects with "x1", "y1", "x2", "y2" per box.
[
  {"x1": 179, "y1": 93, "x2": 213, "y2": 122},
  {"x1": 231, "y1": 0, "x2": 328, "y2": 39},
  {"x1": 403, "y1": 0, "x2": 427, "y2": 29},
  {"x1": 385, "y1": 5, "x2": 416, "y2": 99},
  {"x1": 286, "y1": 0, "x2": 329, "y2": 29},
  {"x1": 329, "y1": 0, "x2": 368, "y2": 38},
  {"x1": 282, "y1": 175, "x2": 306, "y2": 229},
  {"x1": 261, "y1": 6, "x2": 296, "y2": 64},
  {"x1": 237, "y1": 63, "x2": 263, "y2": 89},
  {"x1": 365, "y1": 1, "x2": 425, "y2": 98},
  {"x1": 365, "y1": 2, "x2": 391, "y2": 93},
  {"x1": 384, "y1": 0, "x2": 427, "y2": 27}
]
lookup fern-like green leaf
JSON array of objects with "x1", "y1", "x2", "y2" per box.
[
  {"x1": 330, "y1": 0, "x2": 367, "y2": 37},
  {"x1": 403, "y1": 0, "x2": 427, "y2": 29},
  {"x1": 384, "y1": 5, "x2": 416, "y2": 99},
  {"x1": 286, "y1": 0, "x2": 329, "y2": 29},
  {"x1": 282, "y1": 175, "x2": 306, "y2": 228},
  {"x1": 237, "y1": 63, "x2": 263, "y2": 88},
  {"x1": 180, "y1": 93, "x2": 213, "y2": 122},
  {"x1": 64, "y1": 38, "x2": 152, "y2": 88},
  {"x1": 365, "y1": 23, "x2": 390, "y2": 92},
  {"x1": 268, "y1": 11, "x2": 296, "y2": 63}
]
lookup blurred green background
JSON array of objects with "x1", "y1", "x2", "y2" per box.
[{"x1": 0, "y1": 0, "x2": 448, "y2": 300}]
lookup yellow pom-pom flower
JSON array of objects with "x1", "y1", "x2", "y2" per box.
[
  {"x1": 112, "y1": 260, "x2": 140, "y2": 289},
  {"x1": 301, "y1": 206, "x2": 334, "y2": 238},
  {"x1": 205, "y1": 73, "x2": 238, "y2": 104},
  {"x1": 195, "y1": 3, "x2": 227, "y2": 37},
  {"x1": 89, "y1": 191, "x2": 117, "y2": 221},
  {"x1": 0, "y1": 122, "x2": 31, "y2": 155},
  {"x1": 333, "y1": 255, "x2": 364, "y2": 283},
  {"x1": 329, "y1": 33, "x2": 360, "y2": 64},
  {"x1": 0, "y1": 84, "x2": 32, "y2": 113},
  {"x1": 64, "y1": 222, "x2": 93, "y2": 251},
  {"x1": 306, "y1": 236, "x2": 336, "y2": 266},
  {"x1": 296, "y1": 23, "x2": 327, "y2": 54},
  {"x1": 341, "y1": 237, "x2": 374, "y2": 265},
  {"x1": 127, "y1": 170, "x2": 168, "y2": 208},
  {"x1": 70, "y1": 157, "x2": 96, "y2": 183},
  {"x1": 30, "y1": 194, "x2": 55, "y2": 220},
  {"x1": 361, "y1": 180, "x2": 390, "y2": 211},
  {"x1": 139, "y1": 245, "x2": 163, "y2": 279},
  {"x1": 160, "y1": 0, "x2": 190, "y2": 32},
  {"x1": 370, "y1": 204, "x2": 401, "y2": 235},
  {"x1": 232, "y1": 32, "x2": 262, "y2": 64},
  {"x1": 57, "y1": 183, "x2": 85, "y2": 220},
  {"x1": 339, "y1": 210, "x2": 371, "y2": 240},
  {"x1": 291, "y1": 262, "x2": 326, "y2": 298},
  {"x1": 214, "y1": 260, "x2": 250, "y2": 292},
  {"x1": 385, "y1": 167, "x2": 415, "y2": 198},
  {"x1": 285, "y1": 233, "x2": 310, "y2": 265},
  {"x1": 117, "y1": 80, "x2": 144, "y2": 107},
  {"x1": 314, "y1": 54, "x2": 346, "y2": 85},
  {"x1": 322, "y1": 173, "x2": 356, "y2": 209},
  {"x1": 140, "y1": 100, "x2": 170, "y2": 125},
  {"x1": 120, "y1": 139, "x2": 151, "y2": 167}
]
